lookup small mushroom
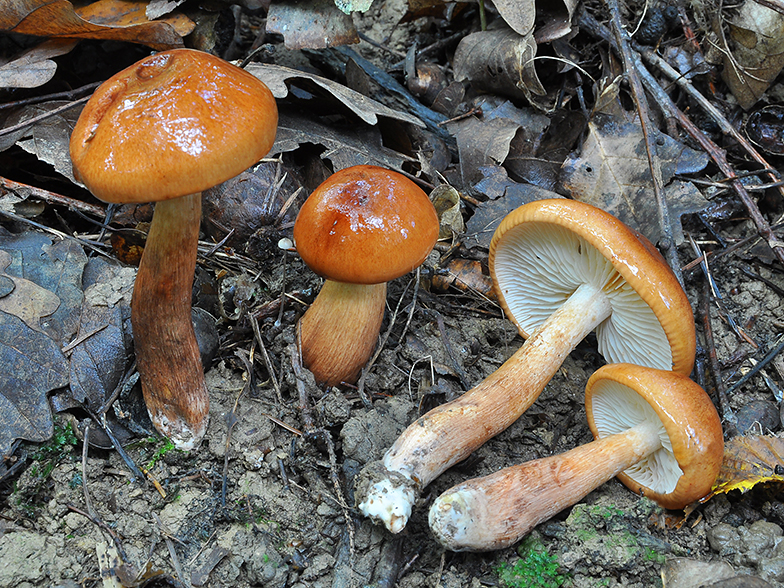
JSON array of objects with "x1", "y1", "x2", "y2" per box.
[
  {"x1": 70, "y1": 49, "x2": 277, "y2": 449},
  {"x1": 355, "y1": 199, "x2": 696, "y2": 533},
  {"x1": 429, "y1": 364, "x2": 724, "y2": 551},
  {"x1": 292, "y1": 165, "x2": 439, "y2": 387}
]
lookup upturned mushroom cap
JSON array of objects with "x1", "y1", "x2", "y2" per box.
[
  {"x1": 586, "y1": 363, "x2": 724, "y2": 509},
  {"x1": 70, "y1": 48, "x2": 278, "y2": 204},
  {"x1": 293, "y1": 165, "x2": 439, "y2": 285},
  {"x1": 489, "y1": 199, "x2": 696, "y2": 374}
]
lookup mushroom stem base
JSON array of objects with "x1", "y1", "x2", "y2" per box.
[
  {"x1": 429, "y1": 420, "x2": 662, "y2": 551},
  {"x1": 131, "y1": 193, "x2": 208, "y2": 450}
]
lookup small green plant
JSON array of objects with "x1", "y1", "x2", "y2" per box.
[
  {"x1": 497, "y1": 535, "x2": 567, "y2": 588},
  {"x1": 15, "y1": 420, "x2": 79, "y2": 513},
  {"x1": 145, "y1": 438, "x2": 176, "y2": 471}
]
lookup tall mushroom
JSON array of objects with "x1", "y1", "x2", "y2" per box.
[
  {"x1": 70, "y1": 49, "x2": 277, "y2": 449},
  {"x1": 355, "y1": 199, "x2": 696, "y2": 533},
  {"x1": 429, "y1": 364, "x2": 724, "y2": 551},
  {"x1": 293, "y1": 165, "x2": 439, "y2": 387}
]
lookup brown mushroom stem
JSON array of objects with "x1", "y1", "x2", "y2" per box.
[
  {"x1": 131, "y1": 193, "x2": 208, "y2": 450},
  {"x1": 356, "y1": 281, "x2": 613, "y2": 532},
  {"x1": 299, "y1": 280, "x2": 387, "y2": 387},
  {"x1": 429, "y1": 420, "x2": 662, "y2": 551}
]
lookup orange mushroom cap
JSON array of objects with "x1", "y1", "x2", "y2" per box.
[
  {"x1": 586, "y1": 363, "x2": 724, "y2": 510},
  {"x1": 70, "y1": 48, "x2": 278, "y2": 204},
  {"x1": 293, "y1": 165, "x2": 439, "y2": 285},
  {"x1": 490, "y1": 199, "x2": 696, "y2": 374}
]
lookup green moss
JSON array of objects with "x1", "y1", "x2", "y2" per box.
[
  {"x1": 498, "y1": 536, "x2": 568, "y2": 588},
  {"x1": 15, "y1": 420, "x2": 79, "y2": 513},
  {"x1": 145, "y1": 438, "x2": 176, "y2": 471}
]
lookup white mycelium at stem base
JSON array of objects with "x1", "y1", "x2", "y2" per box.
[
  {"x1": 355, "y1": 199, "x2": 697, "y2": 533},
  {"x1": 428, "y1": 365, "x2": 724, "y2": 552}
]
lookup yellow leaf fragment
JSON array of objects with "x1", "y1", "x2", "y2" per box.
[{"x1": 704, "y1": 435, "x2": 784, "y2": 500}]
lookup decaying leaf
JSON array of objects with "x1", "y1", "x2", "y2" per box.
[
  {"x1": 447, "y1": 99, "x2": 549, "y2": 185},
  {"x1": 0, "y1": 309, "x2": 69, "y2": 457},
  {"x1": 0, "y1": 250, "x2": 60, "y2": 334},
  {"x1": 267, "y1": 0, "x2": 358, "y2": 49},
  {"x1": 245, "y1": 63, "x2": 424, "y2": 128},
  {"x1": 0, "y1": 0, "x2": 194, "y2": 51},
  {"x1": 493, "y1": 0, "x2": 535, "y2": 36},
  {"x1": 0, "y1": 232, "x2": 87, "y2": 346},
  {"x1": 534, "y1": 0, "x2": 579, "y2": 43},
  {"x1": 560, "y1": 113, "x2": 710, "y2": 244},
  {"x1": 271, "y1": 110, "x2": 416, "y2": 171},
  {"x1": 720, "y1": 0, "x2": 784, "y2": 110},
  {"x1": 427, "y1": 258, "x2": 496, "y2": 300},
  {"x1": 5, "y1": 100, "x2": 81, "y2": 183},
  {"x1": 332, "y1": 0, "x2": 373, "y2": 14},
  {"x1": 453, "y1": 26, "x2": 545, "y2": 101},
  {"x1": 0, "y1": 38, "x2": 77, "y2": 89},
  {"x1": 466, "y1": 166, "x2": 563, "y2": 248},
  {"x1": 430, "y1": 184, "x2": 464, "y2": 240},
  {"x1": 705, "y1": 435, "x2": 784, "y2": 499}
]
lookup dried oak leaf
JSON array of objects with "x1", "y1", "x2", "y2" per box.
[
  {"x1": 453, "y1": 26, "x2": 545, "y2": 101},
  {"x1": 720, "y1": 0, "x2": 784, "y2": 110},
  {"x1": 0, "y1": 309, "x2": 69, "y2": 457},
  {"x1": 560, "y1": 113, "x2": 709, "y2": 245},
  {"x1": 0, "y1": 0, "x2": 194, "y2": 50},
  {"x1": 270, "y1": 110, "x2": 415, "y2": 171},
  {"x1": 245, "y1": 63, "x2": 424, "y2": 128},
  {"x1": 704, "y1": 435, "x2": 784, "y2": 500},
  {"x1": 0, "y1": 38, "x2": 77, "y2": 89},
  {"x1": 0, "y1": 250, "x2": 60, "y2": 334},
  {"x1": 267, "y1": 0, "x2": 358, "y2": 49},
  {"x1": 0, "y1": 231, "x2": 86, "y2": 346},
  {"x1": 447, "y1": 99, "x2": 550, "y2": 186}
]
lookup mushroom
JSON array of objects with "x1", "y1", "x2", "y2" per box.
[
  {"x1": 292, "y1": 165, "x2": 439, "y2": 387},
  {"x1": 355, "y1": 198, "x2": 696, "y2": 533},
  {"x1": 429, "y1": 364, "x2": 724, "y2": 551},
  {"x1": 70, "y1": 49, "x2": 277, "y2": 449}
]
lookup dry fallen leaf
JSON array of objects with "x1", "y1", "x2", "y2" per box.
[
  {"x1": 453, "y1": 26, "x2": 545, "y2": 101},
  {"x1": 560, "y1": 113, "x2": 710, "y2": 244},
  {"x1": 705, "y1": 435, "x2": 784, "y2": 499},
  {"x1": 245, "y1": 63, "x2": 424, "y2": 127},
  {"x1": 430, "y1": 184, "x2": 464, "y2": 240},
  {"x1": 0, "y1": 38, "x2": 77, "y2": 89},
  {"x1": 5, "y1": 100, "x2": 82, "y2": 184},
  {"x1": 0, "y1": 250, "x2": 60, "y2": 334},
  {"x1": 534, "y1": 0, "x2": 579, "y2": 43},
  {"x1": 271, "y1": 110, "x2": 416, "y2": 172},
  {"x1": 0, "y1": 0, "x2": 194, "y2": 50},
  {"x1": 447, "y1": 99, "x2": 549, "y2": 186},
  {"x1": 493, "y1": 0, "x2": 535, "y2": 36},
  {"x1": 267, "y1": 0, "x2": 358, "y2": 50},
  {"x1": 720, "y1": 0, "x2": 784, "y2": 109}
]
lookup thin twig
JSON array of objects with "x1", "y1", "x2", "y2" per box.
[
  {"x1": 81, "y1": 426, "x2": 97, "y2": 520},
  {"x1": 604, "y1": 0, "x2": 681, "y2": 281},
  {"x1": 725, "y1": 334, "x2": 784, "y2": 396},
  {"x1": 250, "y1": 315, "x2": 282, "y2": 403},
  {"x1": 0, "y1": 95, "x2": 91, "y2": 137},
  {"x1": 1, "y1": 176, "x2": 105, "y2": 217},
  {"x1": 699, "y1": 282, "x2": 737, "y2": 432}
]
